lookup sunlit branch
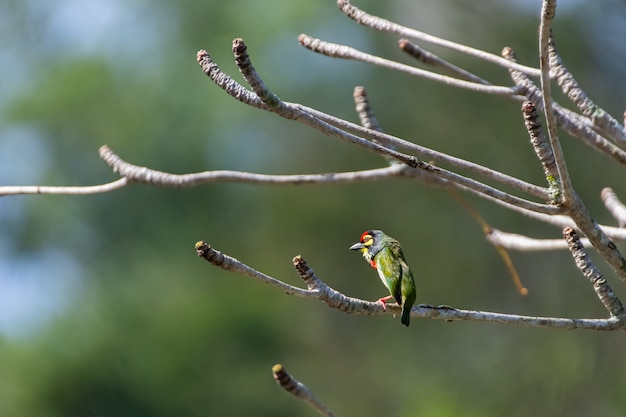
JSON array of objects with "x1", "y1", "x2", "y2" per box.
[
  {"x1": 503, "y1": 47, "x2": 626, "y2": 165},
  {"x1": 538, "y1": 0, "x2": 573, "y2": 204},
  {"x1": 197, "y1": 48, "x2": 421, "y2": 168},
  {"x1": 548, "y1": 34, "x2": 626, "y2": 146},
  {"x1": 297, "y1": 34, "x2": 519, "y2": 96},
  {"x1": 3, "y1": 0, "x2": 626, "y2": 339},
  {"x1": 488, "y1": 201, "x2": 626, "y2": 242},
  {"x1": 195, "y1": 241, "x2": 625, "y2": 331},
  {"x1": 200, "y1": 42, "x2": 552, "y2": 201},
  {"x1": 399, "y1": 164, "x2": 560, "y2": 215},
  {"x1": 198, "y1": 43, "x2": 559, "y2": 214},
  {"x1": 195, "y1": 241, "x2": 312, "y2": 298},
  {"x1": 0, "y1": 178, "x2": 128, "y2": 196},
  {"x1": 295, "y1": 104, "x2": 551, "y2": 200},
  {"x1": 99, "y1": 145, "x2": 406, "y2": 186},
  {"x1": 486, "y1": 229, "x2": 577, "y2": 251},
  {"x1": 536, "y1": 2, "x2": 626, "y2": 283},
  {"x1": 601, "y1": 187, "x2": 626, "y2": 227},
  {"x1": 336, "y1": 0, "x2": 542, "y2": 77}
]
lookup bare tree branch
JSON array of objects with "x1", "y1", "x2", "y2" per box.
[
  {"x1": 100, "y1": 145, "x2": 406, "y2": 186},
  {"x1": 503, "y1": 47, "x2": 626, "y2": 165},
  {"x1": 195, "y1": 241, "x2": 312, "y2": 298},
  {"x1": 0, "y1": 178, "x2": 128, "y2": 197},
  {"x1": 272, "y1": 365, "x2": 337, "y2": 417},
  {"x1": 398, "y1": 39, "x2": 490, "y2": 85},
  {"x1": 195, "y1": 241, "x2": 626, "y2": 331},
  {"x1": 601, "y1": 187, "x2": 626, "y2": 227},
  {"x1": 292, "y1": 103, "x2": 551, "y2": 199},
  {"x1": 534, "y1": 1, "x2": 626, "y2": 284},
  {"x1": 297, "y1": 34, "x2": 519, "y2": 96},
  {"x1": 522, "y1": 101, "x2": 560, "y2": 201},
  {"x1": 563, "y1": 227, "x2": 625, "y2": 317},
  {"x1": 198, "y1": 41, "x2": 562, "y2": 215},
  {"x1": 352, "y1": 86, "x2": 384, "y2": 133},
  {"x1": 487, "y1": 202, "x2": 626, "y2": 243},
  {"x1": 5, "y1": 0, "x2": 626, "y2": 334},
  {"x1": 538, "y1": 0, "x2": 573, "y2": 203},
  {"x1": 548, "y1": 34, "x2": 626, "y2": 146},
  {"x1": 335, "y1": 0, "x2": 542, "y2": 76},
  {"x1": 486, "y1": 229, "x2": 578, "y2": 251}
]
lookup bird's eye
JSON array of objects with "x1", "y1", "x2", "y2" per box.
[{"x1": 362, "y1": 234, "x2": 372, "y2": 244}]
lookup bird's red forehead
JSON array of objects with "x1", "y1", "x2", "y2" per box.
[{"x1": 360, "y1": 231, "x2": 372, "y2": 242}]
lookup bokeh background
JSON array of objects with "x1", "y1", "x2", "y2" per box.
[{"x1": 2, "y1": 0, "x2": 626, "y2": 416}]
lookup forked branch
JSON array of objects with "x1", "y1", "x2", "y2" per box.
[
  {"x1": 195, "y1": 241, "x2": 626, "y2": 331},
  {"x1": 4, "y1": 0, "x2": 626, "y2": 332}
]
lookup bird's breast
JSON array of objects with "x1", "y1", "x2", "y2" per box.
[{"x1": 375, "y1": 263, "x2": 391, "y2": 291}]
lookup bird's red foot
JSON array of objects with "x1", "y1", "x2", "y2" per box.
[{"x1": 376, "y1": 295, "x2": 395, "y2": 311}]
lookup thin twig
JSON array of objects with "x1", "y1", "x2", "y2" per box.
[
  {"x1": 449, "y1": 189, "x2": 528, "y2": 295},
  {"x1": 548, "y1": 33, "x2": 626, "y2": 146},
  {"x1": 399, "y1": 164, "x2": 560, "y2": 215},
  {"x1": 336, "y1": 0, "x2": 542, "y2": 77},
  {"x1": 538, "y1": 0, "x2": 574, "y2": 204},
  {"x1": 298, "y1": 34, "x2": 519, "y2": 97},
  {"x1": 484, "y1": 201, "x2": 626, "y2": 242},
  {"x1": 601, "y1": 187, "x2": 626, "y2": 227},
  {"x1": 101, "y1": 145, "x2": 406, "y2": 186},
  {"x1": 0, "y1": 178, "x2": 128, "y2": 196},
  {"x1": 563, "y1": 227, "x2": 625, "y2": 317},
  {"x1": 352, "y1": 86, "x2": 399, "y2": 167},
  {"x1": 486, "y1": 229, "x2": 583, "y2": 251},
  {"x1": 398, "y1": 39, "x2": 490, "y2": 84},
  {"x1": 522, "y1": 101, "x2": 561, "y2": 201},
  {"x1": 195, "y1": 49, "x2": 263, "y2": 108},
  {"x1": 487, "y1": 227, "x2": 626, "y2": 253},
  {"x1": 295, "y1": 103, "x2": 551, "y2": 200},
  {"x1": 272, "y1": 365, "x2": 337, "y2": 417},
  {"x1": 569, "y1": 209, "x2": 626, "y2": 285},
  {"x1": 195, "y1": 241, "x2": 312, "y2": 297},
  {"x1": 233, "y1": 38, "x2": 284, "y2": 109},
  {"x1": 353, "y1": 86, "x2": 384, "y2": 133}
]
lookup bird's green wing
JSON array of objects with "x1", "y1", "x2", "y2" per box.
[
  {"x1": 400, "y1": 258, "x2": 416, "y2": 303},
  {"x1": 375, "y1": 245, "x2": 403, "y2": 303}
]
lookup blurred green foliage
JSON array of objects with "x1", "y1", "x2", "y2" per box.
[{"x1": 1, "y1": 1, "x2": 626, "y2": 416}]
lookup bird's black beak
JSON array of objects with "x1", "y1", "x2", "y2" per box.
[{"x1": 349, "y1": 242, "x2": 365, "y2": 250}]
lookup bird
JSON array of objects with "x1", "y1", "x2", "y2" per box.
[{"x1": 349, "y1": 230, "x2": 417, "y2": 326}]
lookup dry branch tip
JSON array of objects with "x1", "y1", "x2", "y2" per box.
[
  {"x1": 195, "y1": 241, "x2": 227, "y2": 267},
  {"x1": 271, "y1": 364, "x2": 337, "y2": 417},
  {"x1": 562, "y1": 227, "x2": 625, "y2": 317}
]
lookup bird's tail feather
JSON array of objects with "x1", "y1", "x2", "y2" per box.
[{"x1": 401, "y1": 306, "x2": 411, "y2": 327}]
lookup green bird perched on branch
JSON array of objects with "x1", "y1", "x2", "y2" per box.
[{"x1": 350, "y1": 230, "x2": 417, "y2": 327}]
